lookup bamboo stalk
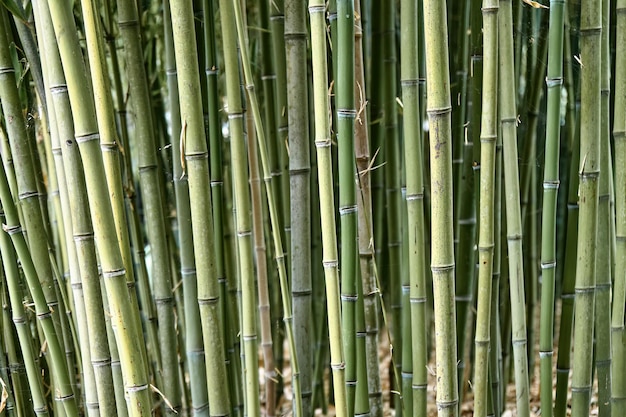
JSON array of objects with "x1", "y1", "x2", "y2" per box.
[
  {"x1": 0, "y1": 12, "x2": 79, "y2": 416},
  {"x1": 309, "y1": 1, "x2": 348, "y2": 416},
  {"x1": 538, "y1": 1, "x2": 565, "y2": 417},
  {"x1": 571, "y1": 0, "x2": 601, "y2": 413},
  {"x1": 612, "y1": 1, "x2": 626, "y2": 414},
  {"x1": 284, "y1": 0, "x2": 313, "y2": 414},
  {"x1": 422, "y1": 1, "x2": 458, "y2": 416},
  {"x1": 473, "y1": 1, "x2": 498, "y2": 415},
  {"x1": 399, "y1": 0, "x2": 427, "y2": 415},
  {"x1": 594, "y1": 1, "x2": 612, "y2": 415},
  {"x1": 167, "y1": 0, "x2": 232, "y2": 415},
  {"x1": 498, "y1": 1, "x2": 531, "y2": 415},
  {"x1": 115, "y1": 0, "x2": 182, "y2": 410}
]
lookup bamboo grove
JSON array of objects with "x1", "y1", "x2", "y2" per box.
[{"x1": 0, "y1": 0, "x2": 624, "y2": 416}]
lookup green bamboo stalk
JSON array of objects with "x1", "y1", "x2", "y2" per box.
[
  {"x1": 167, "y1": 0, "x2": 232, "y2": 416},
  {"x1": 538, "y1": 1, "x2": 565, "y2": 416},
  {"x1": 498, "y1": 1, "x2": 531, "y2": 415},
  {"x1": 45, "y1": 0, "x2": 153, "y2": 414},
  {"x1": 35, "y1": 1, "x2": 117, "y2": 412},
  {"x1": 115, "y1": 0, "x2": 182, "y2": 410},
  {"x1": 219, "y1": 1, "x2": 262, "y2": 415},
  {"x1": 336, "y1": 0, "x2": 358, "y2": 414},
  {"x1": 0, "y1": 189, "x2": 48, "y2": 417},
  {"x1": 473, "y1": 1, "x2": 498, "y2": 416},
  {"x1": 399, "y1": 0, "x2": 426, "y2": 415},
  {"x1": 284, "y1": 0, "x2": 313, "y2": 414},
  {"x1": 554, "y1": 15, "x2": 581, "y2": 417},
  {"x1": 230, "y1": 1, "x2": 307, "y2": 414},
  {"x1": 571, "y1": 0, "x2": 601, "y2": 413},
  {"x1": 455, "y1": 1, "x2": 481, "y2": 400},
  {"x1": 0, "y1": 13, "x2": 79, "y2": 416},
  {"x1": 99, "y1": 2, "x2": 157, "y2": 399},
  {"x1": 595, "y1": 1, "x2": 612, "y2": 415},
  {"x1": 309, "y1": 1, "x2": 348, "y2": 416},
  {"x1": 162, "y1": 0, "x2": 209, "y2": 414},
  {"x1": 612, "y1": 1, "x2": 626, "y2": 414},
  {"x1": 353, "y1": 1, "x2": 382, "y2": 414},
  {"x1": 422, "y1": 1, "x2": 458, "y2": 416}
]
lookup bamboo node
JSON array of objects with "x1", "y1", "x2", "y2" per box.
[
  {"x1": 126, "y1": 384, "x2": 149, "y2": 393},
  {"x1": 543, "y1": 180, "x2": 560, "y2": 189},
  {"x1": 322, "y1": 260, "x2": 338, "y2": 268},
  {"x1": 75, "y1": 132, "x2": 100, "y2": 144},
  {"x1": 540, "y1": 261, "x2": 557, "y2": 269},
  {"x1": 431, "y1": 263, "x2": 454, "y2": 273},
  {"x1": 538, "y1": 351, "x2": 553, "y2": 358},
  {"x1": 102, "y1": 268, "x2": 126, "y2": 279},
  {"x1": 49, "y1": 84, "x2": 68, "y2": 94},
  {"x1": 436, "y1": 399, "x2": 459, "y2": 410},
  {"x1": 0, "y1": 67, "x2": 15, "y2": 75},
  {"x1": 198, "y1": 297, "x2": 219, "y2": 305},
  {"x1": 330, "y1": 362, "x2": 346, "y2": 371},
  {"x1": 574, "y1": 286, "x2": 595, "y2": 294},
  {"x1": 185, "y1": 151, "x2": 208, "y2": 161},
  {"x1": 546, "y1": 76, "x2": 563, "y2": 87},
  {"x1": 406, "y1": 193, "x2": 424, "y2": 201},
  {"x1": 339, "y1": 205, "x2": 358, "y2": 215},
  {"x1": 1, "y1": 224, "x2": 21, "y2": 235},
  {"x1": 341, "y1": 295, "x2": 358, "y2": 302},
  {"x1": 426, "y1": 105, "x2": 452, "y2": 116}
]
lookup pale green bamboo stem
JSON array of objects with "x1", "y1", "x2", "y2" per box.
[
  {"x1": 45, "y1": 0, "x2": 153, "y2": 413},
  {"x1": 400, "y1": 0, "x2": 426, "y2": 414},
  {"x1": 0, "y1": 14, "x2": 78, "y2": 416},
  {"x1": 36, "y1": 1, "x2": 116, "y2": 411},
  {"x1": 0, "y1": 200, "x2": 48, "y2": 417},
  {"x1": 309, "y1": 1, "x2": 348, "y2": 416},
  {"x1": 115, "y1": 0, "x2": 182, "y2": 410},
  {"x1": 538, "y1": 2, "x2": 565, "y2": 417},
  {"x1": 498, "y1": 1, "x2": 531, "y2": 415},
  {"x1": 422, "y1": 1, "x2": 458, "y2": 416},
  {"x1": 163, "y1": 0, "x2": 209, "y2": 414},
  {"x1": 571, "y1": 0, "x2": 601, "y2": 414},
  {"x1": 218, "y1": 2, "x2": 261, "y2": 415},
  {"x1": 612, "y1": 2, "x2": 626, "y2": 414},
  {"x1": 473, "y1": 1, "x2": 498, "y2": 416},
  {"x1": 595, "y1": 1, "x2": 612, "y2": 415},
  {"x1": 231, "y1": 0, "x2": 306, "y2": 414},
  {"x1": 285, "y1": 0, "x2": 313, "y2": 414},
  {"x1": 168, "y1": 0, "x2": 232, "y2": 415}
]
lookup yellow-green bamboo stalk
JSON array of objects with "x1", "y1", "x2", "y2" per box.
[
  {"x1": 0, "y1": 12, "x2": 79, "y2": 416},
  {"x1": 422, "y1": 1, "x2": 458, "y2": 416},
  {"x1": 163, "y1": 0, "x2": 209, "y2": 414},
  {"x1": 35, "y1": 1, "x2": 117, "y2": 412},
  {"x1": 218, "y1": 1, "x2": 261, "y2": 415},
  {"x1": 0, "y1": 188, "x2": 49, "y2": 417},
  {"x1": 168, "y1": 0, "x2": 232, "y2": 415},
  {"x1": 309, "y1": 1, "x2": 348, "y2": 416},
  {"x1": 284, "y1": 0, "x2": 313, "y2": 414},
  {"x1": 595, "y1": 1, "x2": 612, "y2": 416},
  {"x1": 473, "y1": 1, "x2": 498, "y2": 416},
  {"x1": 612, "y1": 2, "x2": 626, "y2": 414},
  {"x1": 399, "y1": 0, "x2": 426, "y2": 414},
  {"x1": 115, "y1": 0, "x2": 182, "y2": 410},
  {"x1": 571, "y1": 0, "x2": 601, "y2": 414},
  {"x1": 498, "y1": 1, "x2": 531, "y2": 415},
  {"x1": 230, "y1": 0, "x2": 307, "y2": 414},
  {"x1": 44, "y1": 0, "x2": 153, "y2": 413}
]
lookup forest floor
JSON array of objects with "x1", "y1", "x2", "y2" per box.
[{"x1": 270, "y1": 300, "x2": 600, "y2": 417}]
